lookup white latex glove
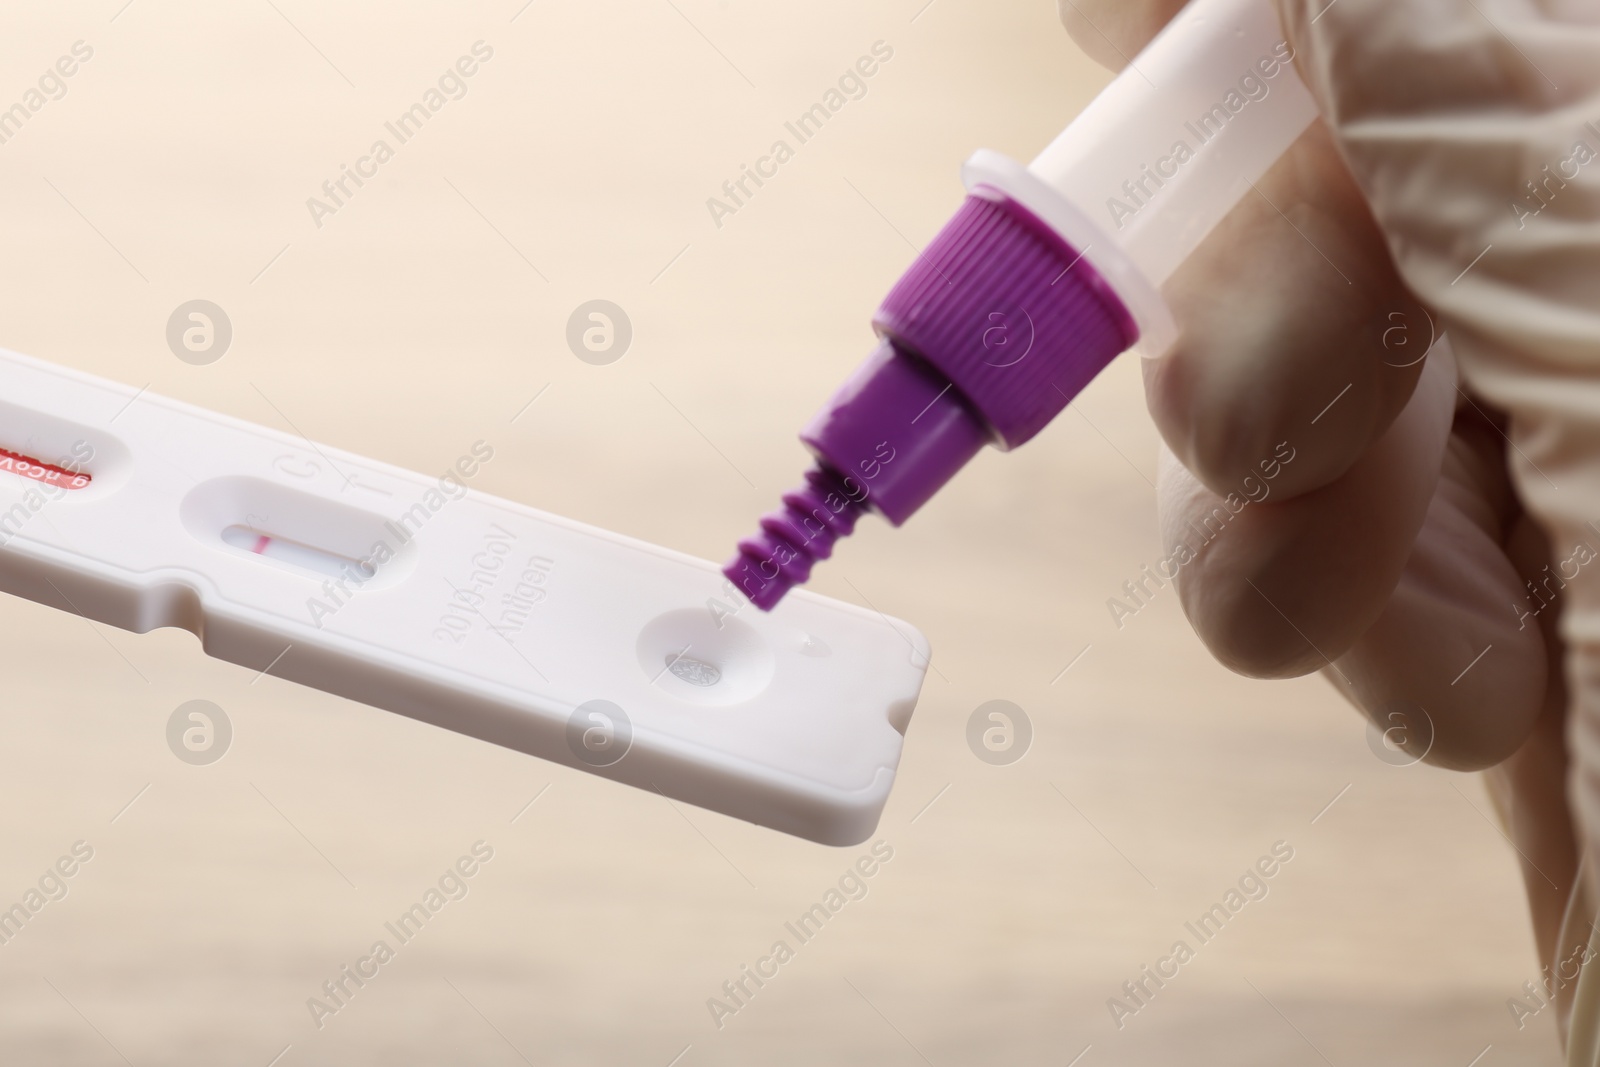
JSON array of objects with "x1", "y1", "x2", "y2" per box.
[{"x1": 1061, "y1": 0, "x2": 1600, "y2": 1049}]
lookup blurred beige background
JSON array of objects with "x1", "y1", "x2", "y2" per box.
[{"x1": 0, "y1": 1, "x2": 1562, "y2": 1064}]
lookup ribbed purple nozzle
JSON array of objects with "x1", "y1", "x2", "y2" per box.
[
  {"x1": 724, "y1": 340, "x2": 990, "y2": 609},
  {"x1": 725, "y1": 465, "x2": 870, "y2": 611},
  {"x1": 724, "y1": 188, "x2": 1138, "y2": 611}
]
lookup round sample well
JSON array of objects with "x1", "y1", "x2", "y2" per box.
[{"x1": 636, "y1": 609, "x2": 776, "y2": 707}]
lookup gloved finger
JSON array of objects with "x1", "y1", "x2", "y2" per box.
[
  {"x1": 1145, "y1": 118, "x2": 1432, "y2": 500},
  {"x1": 1155, "y1": 338, "x2": 1456, "y2": 677},
  {"x1": 1328, "y1": 396, "x2": 1547, "y2": 771}
]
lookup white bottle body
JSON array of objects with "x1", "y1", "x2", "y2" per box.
[{"x1": 1032, "y1": 0, "x2": 1318, "y2": 288}]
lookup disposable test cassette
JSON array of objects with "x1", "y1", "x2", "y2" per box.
[{"x1": 0, "y1": 349, "x2": 930, "y2": 845}]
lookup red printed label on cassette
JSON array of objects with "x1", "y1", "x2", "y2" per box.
[{"x1": 0, "y1": 448, "x2": 91, "y2": 490}]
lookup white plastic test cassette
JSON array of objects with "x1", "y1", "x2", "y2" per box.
[{"x1": 0, "y1": 349, "x2": 930, "y2": 845}]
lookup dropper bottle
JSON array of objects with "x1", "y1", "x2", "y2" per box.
[{"x1": 726, "y1": 0, "x2": 1320, "y2": 610}]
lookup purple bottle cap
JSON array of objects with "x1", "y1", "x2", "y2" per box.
[{"x1": 725, "y1": 189, "x2": 1138, "y2": 611}]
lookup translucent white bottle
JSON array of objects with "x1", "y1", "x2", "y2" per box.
[{"x1": 967, "y1": 0, "x2": 1318, "y2": 354}]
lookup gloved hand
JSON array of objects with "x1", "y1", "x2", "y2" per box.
[{"x1": 1059, "y1": 0, "x2": 1600, "y2": 1046}]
